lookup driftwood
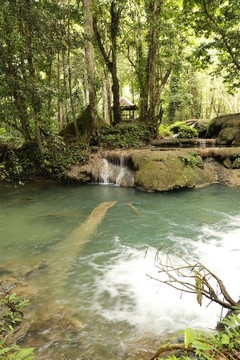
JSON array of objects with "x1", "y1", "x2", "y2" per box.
[
  {"x1": 147, "y1": 246, "x2": 237, "y2": 311},
  {"x1": 127, "y1": 201, "x2": 141, "y2": 216}
]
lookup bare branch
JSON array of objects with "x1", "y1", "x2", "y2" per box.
[{"x1": 148, "y1": 246, "x2": 238, "y2": 311}]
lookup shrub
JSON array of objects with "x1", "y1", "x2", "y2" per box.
[
  {"x1": 169, "y1": 121, "x2": 198, "y2": 139},
  {"x1": 97, "y1": 123, "x2": 153, "y2": 149},
  {"x1": 157, "y1": 312, "x2": 240, "y2": 359},
  {"x1": 158, "y1": 124, "x2": 173, "y2": 138}
]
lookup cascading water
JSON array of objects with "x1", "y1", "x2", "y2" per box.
[
  {"x1": 99, "y1": 158, "x2": 112, "y2": 184},
  {"x1": 115, "y1": 155, "x2": 127, "y2": 185},
  {"x1": 98, "y1": 156, "x2": 134, "y2": 186}
]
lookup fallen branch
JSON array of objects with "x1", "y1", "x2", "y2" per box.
[{"x1": 148, "y1": 246, "x2": 237, "y2": 311}]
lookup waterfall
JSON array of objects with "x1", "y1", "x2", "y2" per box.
[
  {"x1": 98, "y1": 156, "x2": 134, "y2": 187},
  {"x1": 115, "y1": 156, "x2": 126, "y2": 186},
  {"x1": 100, "y1": 159, "x2": 112, "y2": 184}
]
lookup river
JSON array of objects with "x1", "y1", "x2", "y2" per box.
[{"x1": 1, "y1": 182, "x2": 240, "y2": 359}]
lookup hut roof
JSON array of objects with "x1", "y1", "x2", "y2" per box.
[{"x1": 119, "y1": 97, "x2": 138, "y2": 110}]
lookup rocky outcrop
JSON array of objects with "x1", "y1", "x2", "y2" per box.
[
  {"x1": 208, "y1": 113, "x2": 240, "y2": 146},
  {"x1": 66, "y1": 147, "x2": 240, "y2": 192},
  {"x1": 130, "y1": 149, "x2": 213, "y2": 192}
]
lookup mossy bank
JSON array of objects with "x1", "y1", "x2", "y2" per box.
[{"x1": 67, "y1": 147, "x2": 240, "y2": 192}]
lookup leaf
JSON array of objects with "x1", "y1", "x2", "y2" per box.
[
  {"x1": 191, "y1": 339, "x2": 211, "y2": 351},
  {"x1": 194, "y1": 270, "x2": 203, "y2": 306},
  {"x1": 184, "y1": 327, "x2": 191, "y2": 348},
  {"x1": 221, "y1": 334, "x2": 230, "y2": 345}
]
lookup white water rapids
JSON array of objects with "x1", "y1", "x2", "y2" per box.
[{"x1": 79, "y1": 213, "x2": 240, "y2": 336}]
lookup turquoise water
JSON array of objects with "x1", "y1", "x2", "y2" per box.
[{"x1": 1, "y1": 182, "x2": 240, "y2": 359}]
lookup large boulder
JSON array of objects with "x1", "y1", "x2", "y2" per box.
[
  {"x1": 192, "y1": 119, "x2": 209, "y2": 138},
  {"x1": 130, "y1": 149, "x2": 213, "y2": 192},
  {"x1": 60, "y1": 106, "x2": 106, "y2": 142},
  {"x1": 207, "y1": 113, "x2": 240, "y2": 146}
]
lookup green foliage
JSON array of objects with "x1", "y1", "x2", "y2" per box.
[
  {"x1": 0, "y1": 293, "x2": 29, "y2": 337},
  {"x1": 97, "y1": 123, "x2": 153, "y2": 149},
  {"x1": 158, "y1": 121, "x2": 198, "y2": 139},
  {"x1": 169, "y1": 121, "x2": 198, "y2": 139},
  {"x1": 183, "y1": 0, "x2": 240, "y2": 90},
  {"x1": 0, "y1": 293, "x2": 34, "y2": 359},
  {"x1": 179, "y1": 153, "x2": 203, "y2": 168},
  {"x1": 158, "y1": 124, "x2": 173, "y2": 139},
  {"x1": 0, "y1": 341, "x2": 34, "y2": 360},
  {"x1": 158, "y1": 312, "x2": 240, "y2": 359},
  {"x1": 0, "y1": 129, "x2": 6, "y2": 138},
  {"x1": 0, "y1": 164, "x2": 9, "y2": 181},
  {"x1": 40, "y1": 137, "x2": 88, "y2": 180},
  {"x1": 178, "y1": 125, "x2": 198, "y2": 139},
  {"x1": 0, "y1": 136, "x2": 88, "y2": 182}
]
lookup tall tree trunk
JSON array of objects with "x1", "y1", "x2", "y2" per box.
[
  {"x1": 103, "y1": 71, "x2": 111, "y2": 125},
  {"x1": 83, "y1": 0, "x2": 98, "y2": 130},
  {"x1": 67, "y1": 0, "x2": 81, "y2": 141},
  {"x1": 103, "y1": 8, "x2": 112, "y2": 125},
  {"x1": 136, "y1": 10, "x2": 149, "y2": 120},
  {"x1": 47, "y1": 58, "x2": 53, "y2": 124},
  {"x1": 61, "y1": 32, "x2": 69, "y2": 125},
  {"x1": 57, "y1": 51, "x2": 62, "y2": 130},
  {"x1": 110, "y1": 2, "x2": 121, "y2": 125},
  {"x1": 93, "y1": 1, "x2": 122, "y2": 126},
  {"x1": 148, "y1": 0, "x2": 157, "y2": 121},
  {"x1": 83, "y1": 67, "x2": 90, "y2": 105}
]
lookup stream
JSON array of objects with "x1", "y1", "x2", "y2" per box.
[{"x1": 1, "y1": 182, "x2": 240, "y2": 359}]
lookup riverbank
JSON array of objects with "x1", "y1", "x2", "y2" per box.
[{"x1": 66, "y1": 146, "x2": 240, "y2": 192}]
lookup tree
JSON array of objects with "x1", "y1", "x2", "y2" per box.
[
  {"x1": 183, "y1": 0, "x2": 240, "y2": 90},
  {"x1": 83, "y1": 0, "x2": 98, "y2": 130},
  {"x1": 124, "y1": 0, "x2": 184, "y2": 123},
  {"x1": 93, "y1": 1, "x2": 125, "y2": 126}
]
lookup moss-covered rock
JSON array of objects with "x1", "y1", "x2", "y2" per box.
[
  {"x1": 207, "y1": 113, "x2": 240, "y2": 146},
  {"x1": 193, "y1": 119, "x2": 210, "y2": 138},
  {"x1": 130, "y1": 149, "x2": 212, "y2": 192},
  {"x1": 60, "y1": 105, "x2": 106, "y2": 143},
  {"x1": 233, "y1": 157, "x2": 240, "y2": 169}
]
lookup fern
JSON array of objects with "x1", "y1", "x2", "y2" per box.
[
  {"x1": 0, "y1": 343, "x2": 34, "y2": 360},
  {"x1": 8, "y1": 347, "x2": 34, "y2": 360}
]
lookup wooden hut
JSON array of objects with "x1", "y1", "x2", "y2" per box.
[{"x1": 119, "y1": 97, "x2": 138, "y2": 121}]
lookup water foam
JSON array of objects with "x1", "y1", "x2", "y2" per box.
[{"x1": 91, "y1": 215, "x2": 240, "y2": 336}]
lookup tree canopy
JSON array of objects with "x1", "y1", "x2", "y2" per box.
[{"x1": 0, "y1": 0, "x2": 240, "y2": 150}]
